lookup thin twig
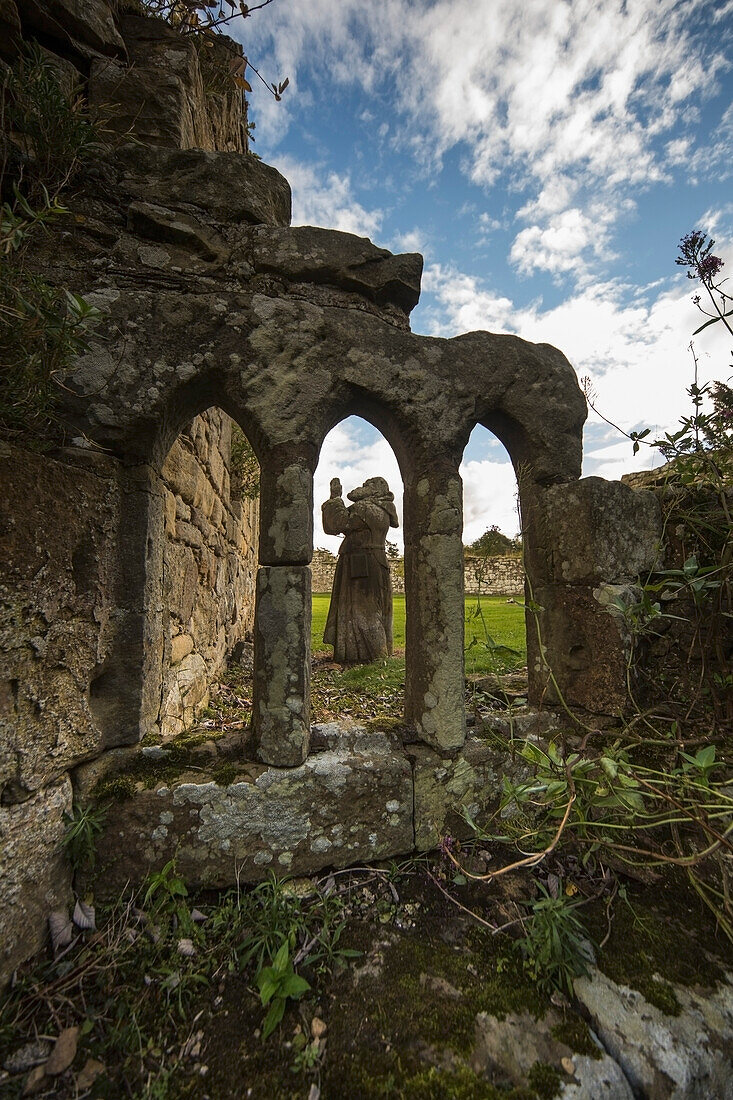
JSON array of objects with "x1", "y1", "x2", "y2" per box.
[{"x1": 442, "y1": 795, "x2": 576, "y2": 883}]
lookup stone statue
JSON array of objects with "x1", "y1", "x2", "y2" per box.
[{"x1": 321, "y1": 476, "x2": 399, "y2": 664}]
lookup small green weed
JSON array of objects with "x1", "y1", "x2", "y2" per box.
[
  {"x1": 144, "y1": 858, "x2": 191, "y2": 931},
  {"x1": 3, "y1": 43, "x2": 101, "y2": 196},
  {"x1": 62, "y1": 803, "x2": 107, "y2": 872},
  {"x1": 257, "y1": 940, "x2": 310, "y2": 1039},
  {"x1": 518, "y1": 882, "x2": 594, "y2": 996}
]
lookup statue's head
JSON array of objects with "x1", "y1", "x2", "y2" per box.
[
  {"x1": 348, "y1": 477, "x2": 399, "y2": 527},
  {"x1": 347, "y1": 476, "x2": 392, "y2": 502}
]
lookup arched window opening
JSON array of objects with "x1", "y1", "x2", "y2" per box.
[
  {"x1": 461, "y1": 425, "x2": 527, "y2": 693},
  {"x1": 311, "y1": 415, "x2": 406, "y2": 728},
  {"x1": 157, "y1": 408, "x2": 259, "y2": 755}
]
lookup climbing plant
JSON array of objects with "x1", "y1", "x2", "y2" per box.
[{"x1": 0, "y1": 50, "x2": 104, "y2": 448}]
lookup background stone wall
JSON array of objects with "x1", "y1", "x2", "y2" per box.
[{"x1": 311, "y1": 548, "x2": 524, "y2": 597}]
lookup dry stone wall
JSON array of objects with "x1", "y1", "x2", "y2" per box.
[
  {"x1": 160, "y1": 409, "x2": 257, "y2": 738},
  {"x1": 311, "y1": 548, "x2": 524, "y2": 597}
]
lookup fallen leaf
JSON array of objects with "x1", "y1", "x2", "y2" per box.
[
  {"x1": 76, "y1": 1058, "x2": 105, "y2": 1090},
  {"x1": 73, "y1": 899, "x2": 96, "y2": 931},
  {"x1": 561, "y1": 1056, "x2": 576, "y2": 1075},
  {"x1": 311, "y1": 1017, "x2": 327, "y2": 1040},
  {"x1": 44, "y1": 1027, "x2": 79, "y2": 1076},
  {"x1": 49, "y1": 910, "x2": 73, "y2": 955},
  {"x1": 22, "y1": 1065, "x2": 46, "y2": 1096}
]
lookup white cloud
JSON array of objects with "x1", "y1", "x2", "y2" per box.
[
  {"x1": 271, "y1": 155, "x2": 383, "y2": 238},
  {"x1": 510, "y1": 206, "x2": 615, "y2": 279},
  {"x1": 392, "y1": 227, "x2": 427, "y2": 253},
  {"x1": 460, "y1": 458, "x2": 521, "y2": 544},
  {"x1": 240, "y1": 0, "x2": 730, "y2": 283}
]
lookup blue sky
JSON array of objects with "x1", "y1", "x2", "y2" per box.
[{"x1": 232, "y1": 0, "x2": 732, "y2": 552}]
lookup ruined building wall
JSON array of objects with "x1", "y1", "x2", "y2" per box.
[
  {"x1": 0, "y1": 0, "x2": 257, "y2": 983},
  {"x1": 0, "y1": 413, "x2": 257, "y2": 980}
]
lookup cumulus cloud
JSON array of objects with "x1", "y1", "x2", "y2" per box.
[
  {"x1": 239, "y1": 0, "x2": 728, "y2": 282},
  {"x1": 510, "y1": 206, "x2": 616, "y2": 279},
  {"x1": 392, "y1": 227, "x2": 427, "y2": 254},
  {"x1": 420, "y1": 235, "x2": 733, "y2": 473},
  {"x1": 460, "y1": 457, "x2": 521, "y2": 544}
]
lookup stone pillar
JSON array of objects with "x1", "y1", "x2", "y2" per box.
[
  {"x1": 404, "y1": 463, "x2": 466, "y2": 753},
  {"x1": 253, "y1": 445, "x2": 314, "y2": 765},
  {"x1": 252, "y1": 565, "x2": 311, "y2": 766}
]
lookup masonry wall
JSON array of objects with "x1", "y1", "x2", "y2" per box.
[
  {"x1": 311, "y1": 548, "x2": 524, "y2": 597},
  {"x1": 160, "y1": 410, "x2": 257, "y2": 738}
]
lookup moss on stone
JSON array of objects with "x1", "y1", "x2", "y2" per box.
[
  {"x1": 550, "y1": 1015, "x2": 601, "y2": 1059},
  {"x1": 526, "y1": 1061, "x2": 562, "y2": 1099},
  {"x1": 345, "y1": 1061, "x2": 538, "y2": 1099},
  {"x1": 95, "y1": 775, "x2": 136, "y2": 803},
  {"x1": 364, "y1": 716, "x2": 404, "y2": 733},
  {"x1": 212, "y1": 762, "x2": 239, "y2": 786},
  {"x1": 584, "y1": 880, "x2": 727, "y2": 1015},
  {"x1": 318, "y1": 914, "x2": 553, "y2": 1100}
]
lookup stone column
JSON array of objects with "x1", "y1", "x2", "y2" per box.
[
  {"x1": 403, "y1": 462, "x2": 466, "y2": 753},
  {"x1": 252, "y1": 445, "x2": 315, "y2": 765}
]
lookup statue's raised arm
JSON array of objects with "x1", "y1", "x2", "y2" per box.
[{"x1": 321, "y1": 477, "x2": 398, "y2": 664}]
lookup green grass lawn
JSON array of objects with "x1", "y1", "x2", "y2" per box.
[{"x1": 311, "y1": 593, "x2": 526, "y2": 676}]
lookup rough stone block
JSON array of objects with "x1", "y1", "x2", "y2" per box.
[
  {"x1": 574, "y1": 969, "x2": 733, "y2": 1100},
  {"x1": 412, "y1": 737, "x2": 506, "y2": 850},
  {"x1": 170, "y1": 633, "x2": 194, "y2": 665},
  {"x1": 252, "y1": 225, "x2": 422, "y2": 314},
  {"x1": 127, "y1": 201, "x2": 230, "y2": 265},
  {"x1": 527, "y1": 584, "x2": 631, "y2": 714},
  {"x1": 252, "y1": 566, "x2": 311, "y2": 766},
  {"x1": 542, "y1": 477, "x2": 662, "y2": 585},
  {"x1": 472, "y1": 1007, "x2": 633, "y2": 1098},
  {"x1": 90, "y1": 729, "x2": 413, "y2": 894},
  {"x1": 22, "y1": 0, "x2": 126, "y2": 60},
  {"x1": 0, "y1": 777, "x2": 72, "y2": 988},
  {"x1": 115, "y1": 143, "x2": 291, "y2": 227}
]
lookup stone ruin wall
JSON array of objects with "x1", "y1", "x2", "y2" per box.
[
  {"x1": 0, "y1": 0, "x2": 671, "y2": 988},
  {"x1": 0, "y1": 0, "x2": 258, "y2": 982},
  {"x1": 311, "y1": 548, "x2": 524, "y2": 597}
]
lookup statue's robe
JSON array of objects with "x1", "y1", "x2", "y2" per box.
[{"x1": 321, "y1": 496, "x2": 394, "y2": 664}]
